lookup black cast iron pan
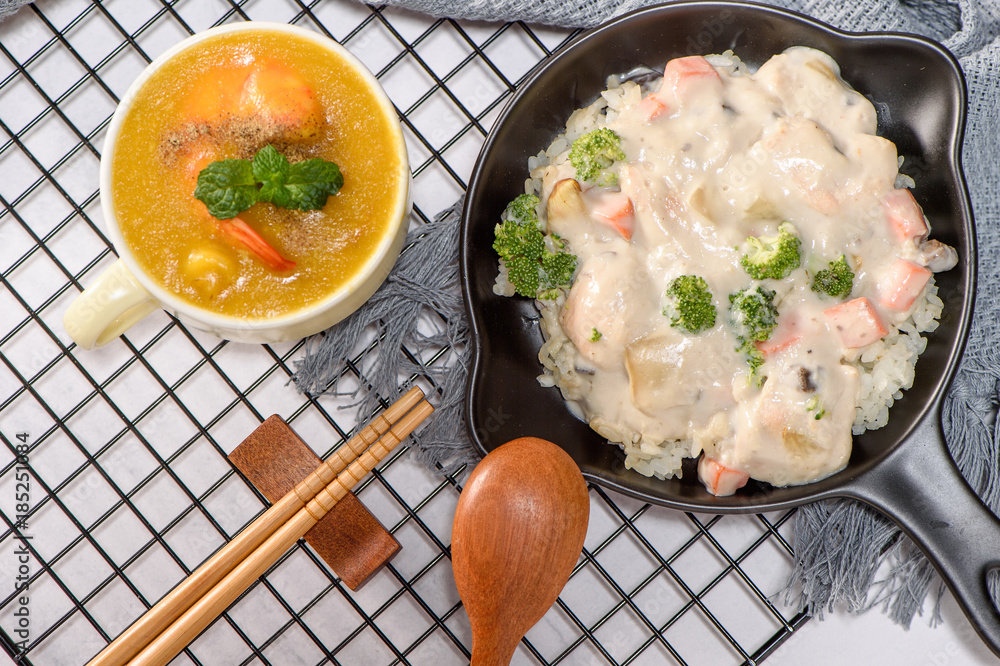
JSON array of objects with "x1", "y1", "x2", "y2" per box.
[{"x1": 459, "y1": 0, "x2": 998, "y2": 657}]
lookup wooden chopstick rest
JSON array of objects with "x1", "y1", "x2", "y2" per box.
[
  {"x1": 229, "y1": 414, "x2": 400, "y2": 590},
  {"x1": 129, "y1": 400, "x2": 434, "y2": 666},
  {"x1": 87, "y1": 386, "x2": 425, "y2": 666}
]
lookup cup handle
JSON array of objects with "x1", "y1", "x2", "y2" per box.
[{"x1": 64, "y1": 259, "x2": 160, "y2": 350}]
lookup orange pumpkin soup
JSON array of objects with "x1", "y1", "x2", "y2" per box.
[{"x1": 110, "y1": 29, "x2": 406, "y2": 319}]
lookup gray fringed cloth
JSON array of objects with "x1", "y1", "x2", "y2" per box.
[
  {"x1": 5, "y1": 0, "x2": 995, "y2": 632},
  {"x1": 294, "y1": 200, "x2": 481, "y2": 475},
  {"x1": 0, "y1": 0, "x2": 23, "y2": 21},
  {"x1": 293, "y1": 0, "x2": 1000, "y2": 630}
]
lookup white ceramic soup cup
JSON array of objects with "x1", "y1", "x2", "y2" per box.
[{"x1": 64, "y1": 22, "x2": 410, "y2": 350}]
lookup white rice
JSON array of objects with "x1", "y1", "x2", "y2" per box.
[{"x1": 495, "y1": 59, "x2": 945, "y2": 481}]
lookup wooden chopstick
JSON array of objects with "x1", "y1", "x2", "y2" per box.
[
  {"x1": 128, "y1": 399, "x2": 434, "y2": 666},
  {"x1": 87, "y1": 386, "x2": 425, "y2": 666}
]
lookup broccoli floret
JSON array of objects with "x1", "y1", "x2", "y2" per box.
[
  {"x1": 569, "y1": 128, "x2": 626, "y2": 186},
  {"x1": 740, "y1": 222, "x2": 802, "y2": 280},
  {"x1": 493, "y1": 194, "x2": 577, "y2": 299},
  {"x1": 589, "y1": 328, "x2": 603, "y2": 342},
  {"x1": 811, "y1": 255, "x2": 854, "y2": 299},
  {"x1": 494, "y1": 222, "x2": 544, "y2": 270},
  {"x1": 729, "y1": 285, "x2": 779, "y2": 383},
  {"x1": 729, "y1": 285, "x2": 778, "y2": 344},
  {"x1": 805, "y1": 396, "x2": 826, "y2": 420},
  {"x1": 493, "y1": 194, "x2": 543, "y2": 260},
  {"x1": 503, "y1": 255, "x2": 540, "y2": 297},
  {"x1": 504, "y1": 193, "x2": 540, "y2": 225},
  {"x1": 539, "y1": 251, "x2": 577, "y2": 299},
  {"x1": 663, "y1": 275, "x2": 717, "y2": 334},
  {"x1": 746, "y1": 347, "x2": 765, "y2": 374}
]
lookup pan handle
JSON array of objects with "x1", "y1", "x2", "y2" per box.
[{"x1": 845, "y1": 404, "x2": 1000, "y2": 657}]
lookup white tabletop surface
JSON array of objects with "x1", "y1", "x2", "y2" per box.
[{"x1": 774, "y1": 584, "x2": 996, "y2": 665}]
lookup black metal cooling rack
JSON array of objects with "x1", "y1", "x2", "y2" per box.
[{"x1": 0, "y1": 1, "x2": 808, "y2": 664}]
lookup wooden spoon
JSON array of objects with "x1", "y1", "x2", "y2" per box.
[{"x1": 452, "y1": 437, "x2": 590, "y2": 665}]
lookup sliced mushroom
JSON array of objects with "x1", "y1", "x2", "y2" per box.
[
  {"x1": 624, "y1": 331, "x2": 696, "y2": 416},
  {"x1": 780, "y1": 428, "x2": 823, "y2": 456},
  {"x1": 917, "y1": 239, "x2": 959, "y2": 273},
  {"x1": 546, "y1": 178, "x2": 586, "y2": 237},
  {"x1": 744, "y1": 195, "x2": 779, "y2": 221},
  {"x1": 689, "y1": 186, "x2": 710, "y2": 219},
  {"x1": 805, "y1": 59, "x2": 837, "y2": 82},
  {"x1": 797, "y1": 366, "x2": 816, "y2": 393}
]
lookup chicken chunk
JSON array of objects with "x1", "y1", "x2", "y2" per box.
[
  {"x1": 559, "y1": 253, "x2": 640, "y2": 370},
  {"x1": 727, "y1": 361, "x2": 859, "y2": 487}
]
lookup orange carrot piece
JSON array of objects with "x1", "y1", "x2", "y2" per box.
[
  {"x1": 698, "y1": 456, "x2": 749, "y2": 497},
  {"x1": 638, "y1": 93, "x2": 669, "y2": 121},
  {"x1": 756, "y1": 310, "x2": 804, "y2": 357},
  {"x1": 590, "y1": 192, "x2": 635, "y2": 240},
  {"x1": 664, "y1": 55, "x2": 721, "y2": 98},
  {"x1": 884, "y1": 189, "x2": 928, "y2": 243},
  {"x1": 877, "y1": 259, "x2": 931, "y2": 311},
  {"x1": 217, "y1": 217, "x2": 296, "y2": 272},
  {"x1": 824, "y1": 297, "x2": 887, "y2": 349}
]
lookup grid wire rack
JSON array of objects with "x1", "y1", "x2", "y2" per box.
[{"x1": 0, "y1": 1, "x2": 809, "y2": 664}]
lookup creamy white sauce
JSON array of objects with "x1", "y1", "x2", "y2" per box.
[{"x1": 538, "y1": 47, "x2": 954, "y2": 494}]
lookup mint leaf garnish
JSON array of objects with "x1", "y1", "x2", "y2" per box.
[
  {"x1": 194, "y1": 145, "x2": 342, "y2": 219},
  {"x1": 286, "y1": 159, "x2": 343, "y2": 211},
  {"x1": 194, "y1": 159, "x2": 258, "y2": 220},
  {"x1": 252, "y1": 144, "x2": 288, "y2": 179},
  {"x1": 252, "y1": 145, "x2": 292, "y2": 209}
]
